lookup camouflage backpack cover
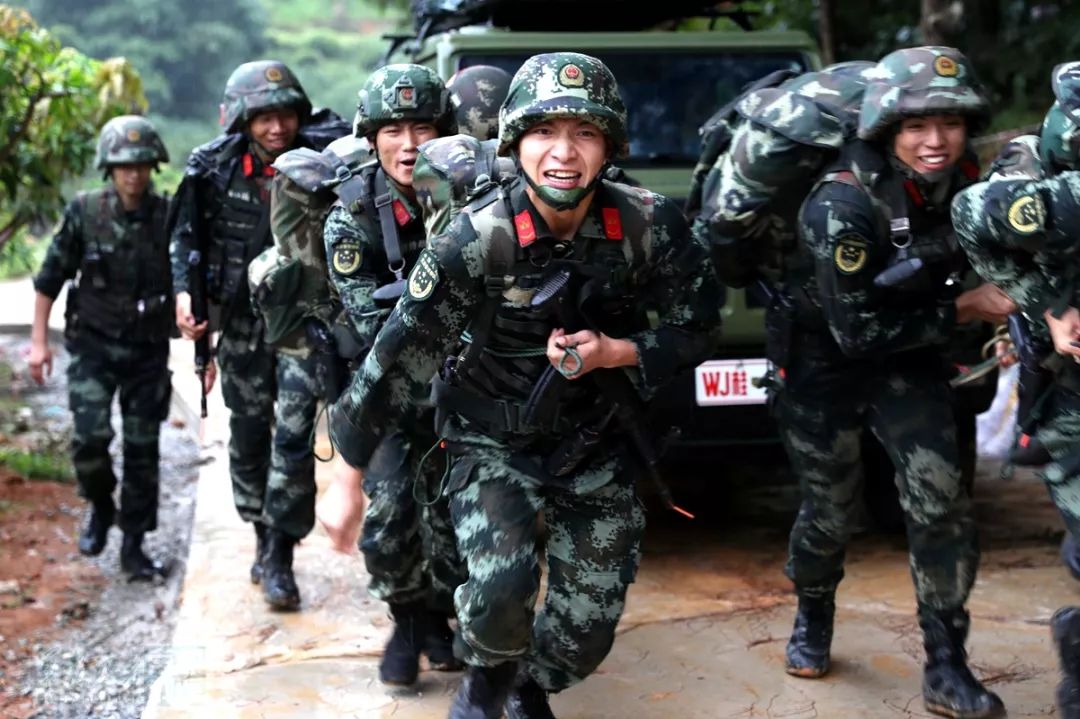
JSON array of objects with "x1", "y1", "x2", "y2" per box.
[
  {"x1": 691, "y1": 61, "x2": 876, "y2": 287},
  {"x1": 248, "y1": 134, "x2": 373, "y2": 353}
]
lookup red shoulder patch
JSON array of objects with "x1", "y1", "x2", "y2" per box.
[
  {"x1": 514, "y1": 210, "x2": 536, "y2": 247},
  {"x1": 392, "y1": 199, "x2": 411, "y2": 226},
  {"x1": 602, "y1": 207, "x2": 623, "y2": 240}
]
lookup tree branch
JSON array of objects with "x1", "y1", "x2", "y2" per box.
[
  {"x1": 0, "y1": 65, "x2": 47, "y2": 168},
  {"x1": 0, "y1": 213, "x2": 30, "y2": 253}
]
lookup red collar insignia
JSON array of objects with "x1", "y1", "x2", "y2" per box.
[
  {"x1": 242, "y1": 153, "x2": 276, "y2": 179},
  {"x1": 392, "y1": 199, "x2": 411, "y2": 226},
  {"x1": 514, "y1": 210, "x2": 537, "y2": 247},
  {"x1": 902, "y1": 179, "x2": 924, "y2": 207},
  {"x1": 601, "y1": 207, "x2": 623, "y2": 240}
]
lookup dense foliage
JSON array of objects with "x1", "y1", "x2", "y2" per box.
[{"x1": 0, "y1": 6, "x2": 146, "y2": 253}]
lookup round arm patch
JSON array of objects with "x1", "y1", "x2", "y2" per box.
[
  {"x1": 332, "y1": 241, "x2": 363, "y2": 276},
  {"x1": 1006, "y1": 194, "x2": 1046, "y2": 235},
  {"x1": 407, "y1": 249, "x2": 440, "y2": 301},
  {"x1": 834, "y1": 234, "x2": 870, "y2": 274}
]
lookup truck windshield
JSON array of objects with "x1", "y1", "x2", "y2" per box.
[{"x1": 461, "y1": 51, "x2": 810, "y2": 166}]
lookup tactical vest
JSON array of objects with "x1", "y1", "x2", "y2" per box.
[
  {"x1": 432, "y1": 177, "x2": 652, "y2": 438},
  {"x1": 72, "y1": 188, "x2": 172, "y2": 343},
  {"x1": 205, "y1": 153, "x2": 272, "y2": 306}
]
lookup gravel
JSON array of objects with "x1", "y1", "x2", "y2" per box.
[{"x1": 1, "y1": 333, "x2": 200, "y2": 719}]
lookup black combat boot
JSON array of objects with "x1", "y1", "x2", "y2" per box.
[
  {"x1": 424, "y1": 609, "x2": 464, "y2": 671},
  {"x1": 379, "y1": 602, "x2": 425, "y2": 685},
  {"x1": 1052, "y1": 606, "x2": 1080, "y2": 719},
  {"x1": 120, "y1": 533, "x2": 165, "y2": 581},
  {"x1": 919, "y1": 607, "x2": 1006, "y2": 718},
  {"x1": 78, "y1": 497, "x2": 115, "y2": 557},
  {"x1": 785, "y1": 592, "x2": 835, "y2": 678},
  {"x1": 1062, "y1": 534, "x2": 1080, "y2": 582},
  {"x1": 505, "y1": 671, "x2": 557, "y2": 719},
  {"x1": 449, "y1": 662, "x2": 519, "y2": 719},
  {"x1": 261, "y1": 529, "x2": 301, "y2": 611},
  {"x1": 250, "y1": 522, "x2": 268, "y2": 585},
  {"x1": 1009, "y1": 432, "x2": 1051, "y2": 467}
]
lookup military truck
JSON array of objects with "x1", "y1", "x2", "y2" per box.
[{"x1": 386, "y1": 0, "x2": 819, "y2": 449}]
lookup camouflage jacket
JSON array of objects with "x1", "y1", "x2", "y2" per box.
[
  {"x1": 328, "y1": 176, "x2": 722, "y2": 469},
  {"x1": 323, "y1": 163, "x2": 427, "y2": 352},
  {"x1": 796, "y1": 142, "x2": 979, "y2": 359},
  {"x1": 953, "y1": 135, "x2": 1080, "y2": 320}
]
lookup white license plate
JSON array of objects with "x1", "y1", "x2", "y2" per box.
[{"x1": 694, "y1": 358, "x2": 770, "y2": 406}]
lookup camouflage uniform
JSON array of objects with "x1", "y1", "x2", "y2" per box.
[
  {"x1": 169, "y1": 61, "x2": 349, "y2": 608},
  {"x1": 329, "y1": 53, "x2": 721, "y2": 709},
  {"x1": 34, "y1": 116, "x2": 172, "y2": 573},
  {"x1": 952, "y1": 61, "x2": 1080, "y2": 719},
  {"x1": 327, "y1": 64, "x2": 466, "y2": 684},
  {"x1": 775, "y1": 48, "x2": 1004, "y2": 718}
]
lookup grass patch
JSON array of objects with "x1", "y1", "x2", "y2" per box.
[{"x1": 0, "y1": 447, "x2": 73, "y2": 484}]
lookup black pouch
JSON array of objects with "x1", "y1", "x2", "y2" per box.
[
  {"x1": 764, "y1": 293, "x2": 794, "y2": 368},
  {"x1": 220, "y1": 237, "x2": 248, "y2": 299}
]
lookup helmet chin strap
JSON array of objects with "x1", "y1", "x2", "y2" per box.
[{"x1": 513, "y1": 151, "x2": 606, "y2": 211}]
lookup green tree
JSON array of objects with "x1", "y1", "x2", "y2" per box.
[
  {"x1": 0, "y1": 6, "x2": 146, "y2": 252},
  {"x1": 23, "y1": 0, "x2": 267, "y2": 119}
]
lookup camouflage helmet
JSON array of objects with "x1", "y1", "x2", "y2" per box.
[
  {"x1": 221, "y1": 60, "x2": 312, "y2": 134},
  {"x1": 1040, "y1": 62, "x2": 1080, "y2": 172},
  {"x1": 447, "y1": 65, "x2": 513, "y2": 141},
  {"x1": 498, "y1": 52, "x2": 628, "y2": 158},
  {"x1": 94, "y1": 115, "x2": 168, "y2": 176},
  {"x1": 354, "y1": 64, "x2": 456, "y2": 138},
  {"x1": 857, "y1": 46, "x2": 991, "y2": 141}
]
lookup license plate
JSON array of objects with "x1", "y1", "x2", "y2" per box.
[{"x1": 694, "y1": 358, "x2": 770, "y2": 406}]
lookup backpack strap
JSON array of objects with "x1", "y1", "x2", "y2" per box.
[
  {"x1": 372, "y1": 168, "x2": 406, "y2": 281},
  {"x1": 325, "y1": 151, "x2": 369, "y2": 208}
]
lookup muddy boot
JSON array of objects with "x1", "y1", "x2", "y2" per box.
[
  {"x1": 785, "y1": 592, "x2": 834, "y2": 678},
  {"x1": 120, "y1": 533, "x2": 165, "y2": 581},
  {"x1": 379, "y1": 602, "x2": 425, "y2": 685},
  {"x1": 920, "y1": 607, "x2": 1006, "y2": 719},
  {"x1": 449, "y1": 662, "x2": 519, "y2": 719},
  {"x1": 250, "y1": 522, "x2": 267, "y2": 585},
  {"x1": 1052, "y1": 606, "x2": 1080, "y2": 719},
  {"x1": 1062, "y1": 534, "x2": 1080, "y2": 582},
  {"x1": 78, "y1": 498, "x2": 114, "y2": 557},
  {"x1": 261, "y1": 530, "x2": 300, "y2": 611},
  {"x1": 424, "y1": 610, "x2": 463, "y2": 671},
  {"x1": 505, "y1": 671, "x2": 556, "y2": 719}
]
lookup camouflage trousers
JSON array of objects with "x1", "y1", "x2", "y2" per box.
[
  {"x1": 66, "y1": 332, "x2": 170, "y2": 534},
  {"x1": 776, "y1": 357, "x2": 979, "y2": 610},
  {"x1": 444, "y1": 432, "x2": 645, "y2": 693},
  {"x1": 360, "y1": 411, "x2": 465, "y2": 613},
  {"x1": 1035, "y1": 370, "x2": 1080, "y2": 537},
  {"x1": 217, "y1": 315, "x2": 320, "y2": 539}
]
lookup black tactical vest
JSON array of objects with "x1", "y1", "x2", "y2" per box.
[
  {"x1": 73, "y1": 188, "x2": 172, "y2": 343},
  {"x1": 205, "y1": 154, "x2": 271, "y2": 305}
]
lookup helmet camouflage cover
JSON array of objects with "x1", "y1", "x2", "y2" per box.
[
  {"x1": 94, "y1": 115, "x2": 168, "y2": 174},
  {"x1": 1040, "y1": 62, "x2": 1080, "y2": 172},
  {"x1": 858, "y1": 46, "x2": 991, "y2": 141},
  {"x1": 447, "y1": 64, "x2": 513, "y2": 141},
  {"x1": 498, "y1": 52, "x2": 628, "y2": 158},
  {"x1": 354, "y1": 64, "x2": 457, "y2": 138},
  {"x1": 221, "y1": 60, "x2": 312, "y2": 134}
]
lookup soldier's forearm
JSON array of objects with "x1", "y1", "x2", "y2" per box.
[{"x1": 31, "y1": 292, "x2": 54, "y2": 346}]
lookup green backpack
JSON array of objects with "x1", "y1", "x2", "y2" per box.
[{"x1": 248, "y1": 135, "x2": 372, "y2": 353}]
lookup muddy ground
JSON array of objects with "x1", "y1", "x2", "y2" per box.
[{"x1": 0, "y1": 334, "x2": 200, "y2": 719}]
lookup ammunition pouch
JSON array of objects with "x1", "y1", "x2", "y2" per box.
[
  {"x1": 764, "y1": 290, "x2": 795, "y2": 367},
  {"x1": 220, "y1": 236, "x2": 250, "y2": 301}
]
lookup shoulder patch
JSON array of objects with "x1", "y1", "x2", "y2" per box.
[
  {"x1": 407, "y1": 249, "x2": 440, "y2": 301},
  {"x1": 331, "y1": 242, "x2": 362, "y2": 276},
  {"x1": 834, "y1": 234, "x2": 869, "y2": 275},
  {"x1": 1006, "y1": 194, "x2": 1046, "y2": 235}
]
